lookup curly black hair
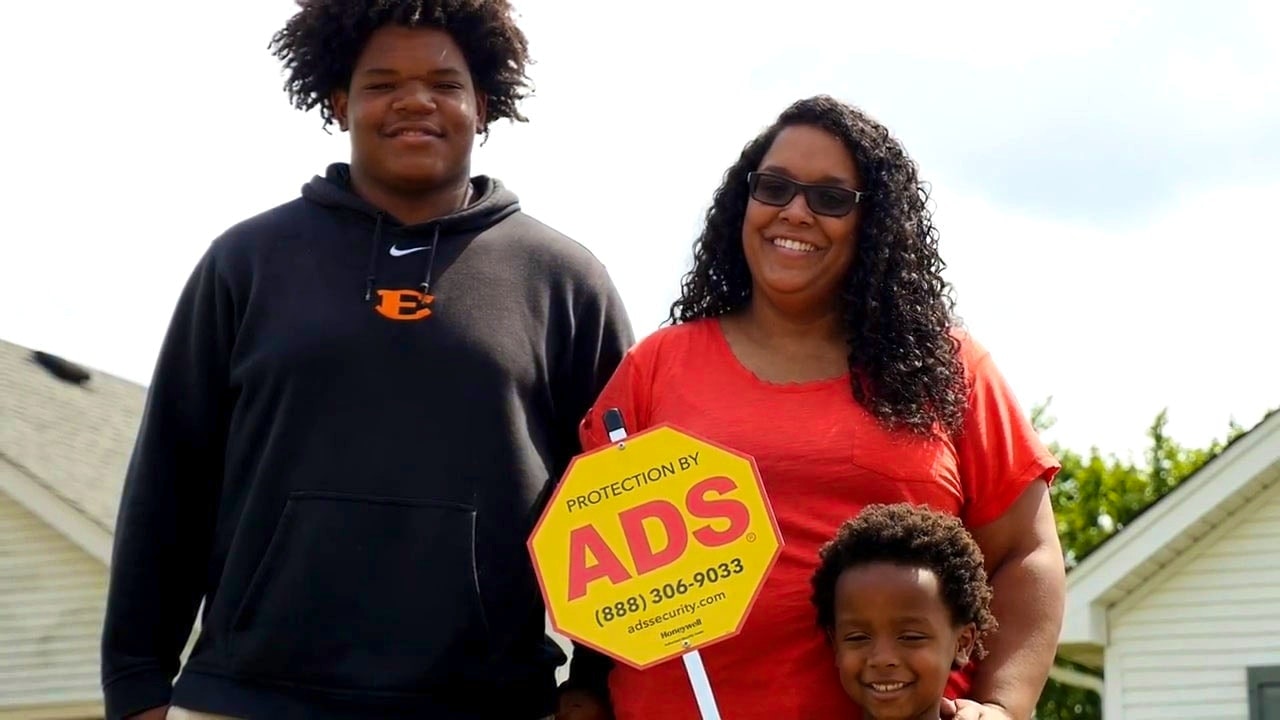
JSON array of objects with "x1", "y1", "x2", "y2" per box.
[
  {"x1": 811, "y1": 503, "x2": 996, "y2": 661},
  {"x1": 268, "y1": 0, "x2": 533, "y2": 131},
  {"x1": 669, "y1": 95, "x2": 966, "y2": 436}
]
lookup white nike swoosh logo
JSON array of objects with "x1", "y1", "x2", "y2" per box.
[{"x1": 389, "y1": 245, "x2": 430, "y2": 257}]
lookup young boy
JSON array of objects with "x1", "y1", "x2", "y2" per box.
[
  {"x1": 100, "y1": 2, "x2": 633, "y2": 719},
  {"x1": 811, "y1": 504, "x2": 998, "y2": 720}
]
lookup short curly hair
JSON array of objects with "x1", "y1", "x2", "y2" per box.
[
  {"x1": 669, "y1": 95, "x2": 966, "y2": 436},
  {"x1": 811, "y1": 503, "x2": 996, "y2": 660},
  {"x1": 268, "y1": 0, "x2": 533, "y2": 131}
]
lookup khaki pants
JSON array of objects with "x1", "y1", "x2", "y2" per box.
[{"x1": 167, "y1": 708, "x2": 244, "y2": 720}]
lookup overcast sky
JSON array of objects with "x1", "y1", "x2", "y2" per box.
[{"x1": 2, "y1": 0, "x2": 1276, "y2": 460}]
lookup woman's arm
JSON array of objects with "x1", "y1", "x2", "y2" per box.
[{"x1": 953, "y1": 480, "x2": 1065, "y2": 719}]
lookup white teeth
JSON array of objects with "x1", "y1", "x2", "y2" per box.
[
  {"x1": 770, "y1": 237, "x2": 818, "y2": 253},
  {"x1": 870, "y1": 682, "x2": 906, "y2": 692}
]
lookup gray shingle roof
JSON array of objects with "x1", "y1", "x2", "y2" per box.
[{"x1": 0, "y1": 339, "x2": 144, "y2": 533}]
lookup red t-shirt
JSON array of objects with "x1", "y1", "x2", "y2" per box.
[{"x1": 577, "y1": 319, "x2": 1059, "y2": 720}]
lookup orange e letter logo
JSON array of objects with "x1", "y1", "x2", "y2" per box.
[{"x1": 374, "y1": 289, "x2": 434, "y2": 321}]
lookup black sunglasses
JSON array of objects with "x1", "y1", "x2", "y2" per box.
[{"x1": 746, "y1": 171, "x2": 866, "y2": 217}]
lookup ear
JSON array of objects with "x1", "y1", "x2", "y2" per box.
[
  {"x1": 952, "y1": 623, "x2": 978, "y2": 669},
  {"x1": 331, "y1": 88, "x2": 351, "y2": 132},
  {"x1": 474, "y1": 91, "x2": 488, "y2": 135}
]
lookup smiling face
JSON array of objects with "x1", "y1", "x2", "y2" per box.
[
  {"x1": 332, "y1": 25, "x2": 486, "y2": 195},
  {"x1": 741, "y1": 124, "x2": 863, "y2": 317},
  {"x1": 831, "y1": 563, "x2": 976, "y2": 720}
]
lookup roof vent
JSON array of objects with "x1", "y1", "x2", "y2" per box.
[{"x1": 31, "y1": 351, "x2": 92, "y2": 386}]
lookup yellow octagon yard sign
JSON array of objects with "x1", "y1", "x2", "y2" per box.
[{"x1": 529, "y1": 423, "x2": 783, "y2": 669}]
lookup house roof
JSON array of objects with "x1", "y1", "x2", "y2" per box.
[
  {"x1": 0, "y1": 339, "x2": 145, "y2": 563},
  {"x1": 1058, "y1": 407, "x2": 1280, "y2": 667}
]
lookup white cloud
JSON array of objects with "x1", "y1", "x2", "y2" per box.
[
  {"x1": 0, "y1": 0, "x2": 1275, "y2": 461},
  {"x1": 935, "y1": 176, "x2": 1280, "y2": 457}
]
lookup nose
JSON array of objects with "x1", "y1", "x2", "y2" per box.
[
  {"x1": 393, "y1": 82, "x2": 438, "y2": 114},
  {"x1": 777, "y1": 190, "x2": 815, "y2": 226},
  {"x1": 867, "y1": 639, "x2": 900, "y2": 669}
]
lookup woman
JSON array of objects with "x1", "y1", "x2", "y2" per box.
[{"x1": 566, "y1": 96, "x2": 1065, "y2": 720}]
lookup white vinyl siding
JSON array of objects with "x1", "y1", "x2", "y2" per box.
[
  {"x1": 1107, "y1": 478, "x2": 1280, "y2": 719},
  {"x1": 0, "y1": 490, "x2": 105, "y2": 717}
]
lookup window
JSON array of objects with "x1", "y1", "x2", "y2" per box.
[{"x1": 1250, "y1": 666, "x2": 1280, "y2": 720}]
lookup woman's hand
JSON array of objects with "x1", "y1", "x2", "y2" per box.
[
  {"x1": 941, "y1": 698, "x2": 1014, "y2": 719},
  {"x1": 556, "y1": 688, "x2": 614, "y2": 720}
]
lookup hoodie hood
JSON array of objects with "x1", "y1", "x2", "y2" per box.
[
  {"x1": 302, "y1": 162, "x2": 521, "y2": 233},
  {"x1": 300, "y1": 163, "x2": 522, "y2": 300}
]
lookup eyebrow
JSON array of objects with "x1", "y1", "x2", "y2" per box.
[
  {"x1": 837, "y1": 614, "x2": 936, "y2": 626},
  {"x1": 760, "y1": 165, "x2": 856, "y2": 188},
  {"x1": 357, "y1": 67, "x2": 467, "y2": 78}
]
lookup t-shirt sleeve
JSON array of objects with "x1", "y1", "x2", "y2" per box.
[
  {"x1": 578, "y1": 347, "x2": 653, "y2": 451},
  {"x1": 956, "y1": 340, "x2": 1060, "y2": 528}
]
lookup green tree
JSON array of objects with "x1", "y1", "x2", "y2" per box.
[{"x1": 1032, "y1": 402, "x2": 1251, "y2": 719}]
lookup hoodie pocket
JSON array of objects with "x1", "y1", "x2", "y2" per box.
[{"x1": 228, "y1": 491, "x2": 490, "y2": 693}]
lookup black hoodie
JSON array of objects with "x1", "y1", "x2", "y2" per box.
[{"x1": 101, "y1": 164, "x2": 634, "y2": 719}]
